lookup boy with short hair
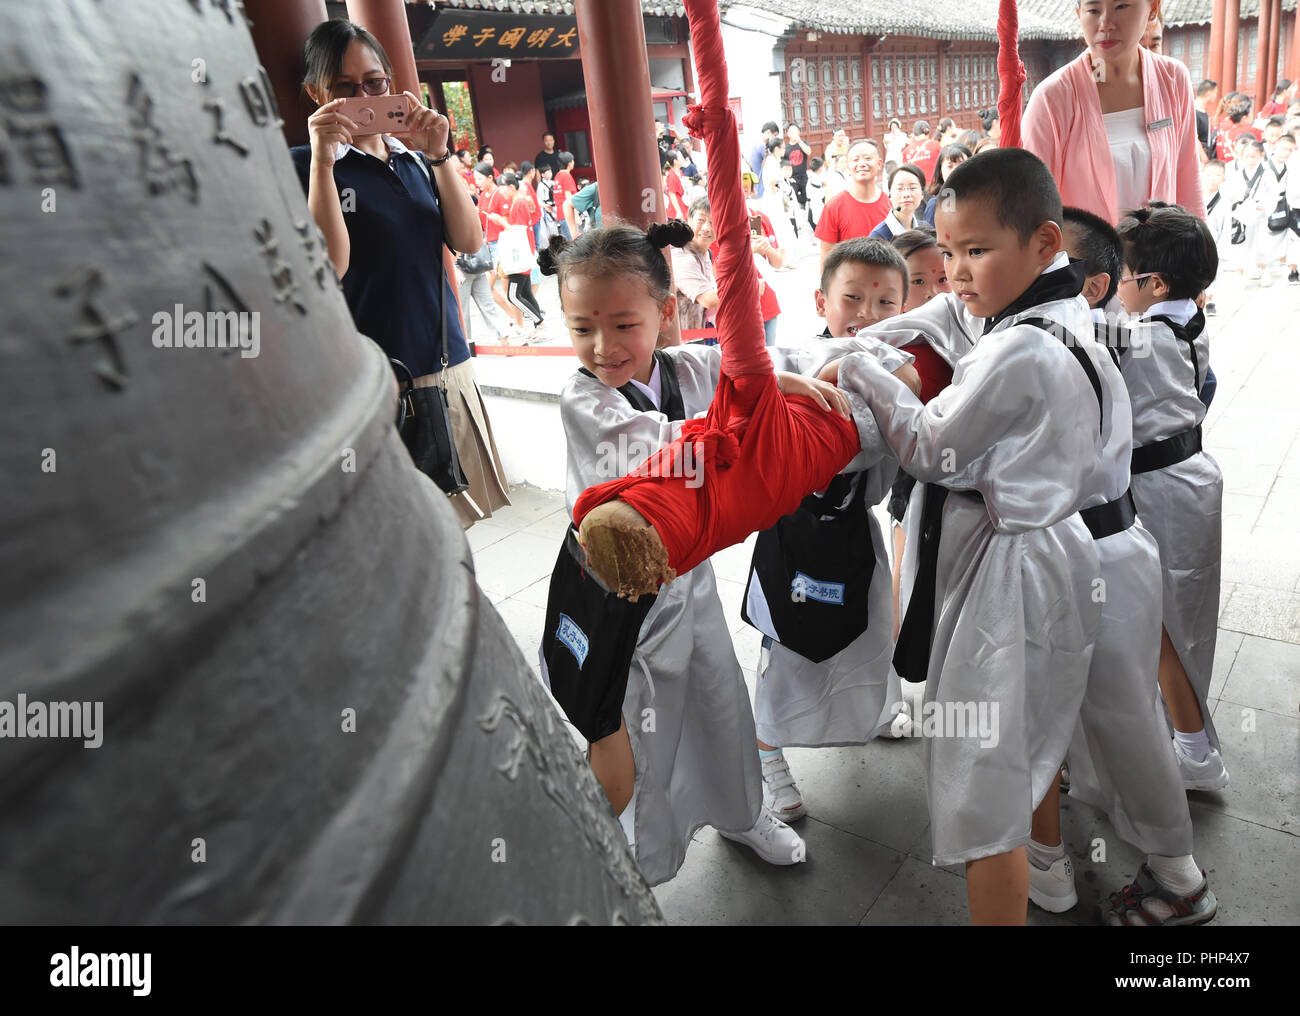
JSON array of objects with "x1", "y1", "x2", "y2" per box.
[
  {"x1": 1114, "y1": 206, "x2": 1226, "y2": 800},
  {"x1": 829, "y1": 148, "x2": 1108, "y2": 924},
  {"x1": 751, "y1": 239, "x2": 919, "y2": 820},
  {"x1": 1022, "y1": 207, "x2": 1218, "y2": 926}
]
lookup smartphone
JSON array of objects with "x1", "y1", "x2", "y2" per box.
[
  {"x1": 336, "y1": 94, "x2": 412, "y2": 136},
  {"x1": 749, "y1": 213, "x2": 763, "y2": 235}
]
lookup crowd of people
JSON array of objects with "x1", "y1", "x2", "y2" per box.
[{"x1": 292, "y1": 3, "x2": 1294, "y2": 926}]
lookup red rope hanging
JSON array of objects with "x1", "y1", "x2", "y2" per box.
[{"x1": 997, "y1": 0, "x2": 1027, "y2": 149}]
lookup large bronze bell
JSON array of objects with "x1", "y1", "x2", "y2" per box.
[{"x1": 0, "y1": 0, "x2": 660, "y2": 925}]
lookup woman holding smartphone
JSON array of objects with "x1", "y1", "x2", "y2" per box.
[{"x1": 291, "y1": 19, "x2": 510, "y2": 528}]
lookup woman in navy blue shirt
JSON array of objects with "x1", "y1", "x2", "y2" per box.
[{"x1": 291, "y1": 19, "x2": 510, "y2": 527}]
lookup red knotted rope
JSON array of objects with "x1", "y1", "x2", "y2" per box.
[
  {"x1": 997, "y1": 0, "x2": 1027, "y2": 150},
  {"x1": 680, "y1": 0, "x2": 768, "y2": 382}
]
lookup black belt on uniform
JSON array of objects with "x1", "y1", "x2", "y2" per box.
[
  {"x1": 1079, "y1": 489, "x2": 1136, "y2": 540},
  {"x1": 1131, "y1": 425, "x2": 1202, "y2": 475}
]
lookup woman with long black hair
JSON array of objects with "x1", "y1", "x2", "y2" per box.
[{"x1": 290, "y1": 19, "x2": 511, "y2": 527}]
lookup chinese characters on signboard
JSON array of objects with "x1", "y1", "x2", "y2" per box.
[{"x1": 417, "y1": 12, "x2": 581, "y2": 61}]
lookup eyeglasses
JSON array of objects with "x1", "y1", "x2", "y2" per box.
[
  {"x1": 1120, "y1": 272, "x2": 1158, "y2": 284},
  {"x1": 332, "y1": 77, "x2": 390, "y2": 98}
]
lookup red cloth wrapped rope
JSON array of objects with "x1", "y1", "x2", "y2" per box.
[
  {"x1": 571, "y1": 0, "x2": 860, "y2": 580},
  {"x1": 997, "y1": 0, "x2": 1027, "y2": 150}
]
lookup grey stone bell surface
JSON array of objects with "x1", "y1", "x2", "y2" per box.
[{"x1": 0, "y1": 0, "x2": 660, "y2": 925}]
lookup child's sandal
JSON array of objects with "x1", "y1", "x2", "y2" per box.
[{"x1": 1102, "y1": 864, "x2": 1217, "y2": 927}]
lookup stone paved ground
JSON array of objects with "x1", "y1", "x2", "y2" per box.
[{"x1": 465, "y1": 243, "x2": 1300, "y2": 925}]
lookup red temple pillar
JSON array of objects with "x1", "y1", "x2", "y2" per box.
[
  {"x1": 1255, "y1": 0, "x2": 1275, "y2": 109},
  {"x1": 345, "y1": 0, "x2": 422, "y2": 99},
  {"x1": 1290, "y1": 10, "x2": 1300, "y2": 83},
  {"x1": 244, "y1": 0, "x2": 329, "y2": 148},
  {"x1": 1265, "y1": 0, "x2": 1282, "y2": 101},
  {"x1": 1223, "y1": 0, "x2": 1241, "y2": 94},
  {"x1": 574, "y1": 0, "x2": 662, "y2": 230},
  {"x1": 1208, "y1": 0, "x2": 1227, "y2": 90}
]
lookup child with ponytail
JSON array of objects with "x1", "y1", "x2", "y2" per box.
[{"x1": 536, "y1": 221, "x2": 848, "y2": 882}]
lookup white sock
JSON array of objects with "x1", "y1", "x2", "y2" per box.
[
  {"x1": 1146, "y1": 853, "x2": 1203, "y2": 896},
  {"x1": 618, "y1": 785, "x2": 637, "y2": 850},
  {"x1": 1027, "y1": 837, "x2": 1065, "y2": 871},
  {"x1": 1175, "y1": 727, "x2": 1213, "y2": 763}
]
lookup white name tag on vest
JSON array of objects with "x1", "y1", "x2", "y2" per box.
[{"x1": 1146, "y1": 117, "x2": 1173, "y2": 132}]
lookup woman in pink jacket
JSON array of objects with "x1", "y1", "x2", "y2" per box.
[{"x1": 1024, "y1": 0, "x2": 1205, "y2": 223}]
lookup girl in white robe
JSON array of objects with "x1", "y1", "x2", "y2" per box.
[{"x1": 541, "y1": 223, "x2": 850, "y2": 885}]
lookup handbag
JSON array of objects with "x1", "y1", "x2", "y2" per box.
[
  {"x1": 389, "y1": 231, "x2": 469, "y2": 496},
  {"x1": 455, "y1": 244, "x2": 493, "y2": 275},
  {"x1": 497, "y1": 223, "x2": 536, "y2": 276},
  {"x1": 741, "y1": 473, "x2": 876, "y2": 663},
  {"x1": 392, "y1": 357, "x2": 469, "y2": 496},
  {"x1": 1230, "y1": 166, "x2": 1263, "y2": 244},
  {"x1": 385, "y1": 149, "x2": 470, "y2": 495},
  {"x1": 539, "y1": 527, "x2": 658, "y2": 743},
  {"x1": 1267, "y1": 193, "x2": 1290, "y2": 234}
]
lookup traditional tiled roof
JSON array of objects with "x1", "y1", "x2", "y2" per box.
[
  {"x1": 430, "y1": 1, "x2": 689, "y2": 15},
  {"x1": 427, "y1": 0, "x2": 1296, "y2": 38},
  {"x1": 715, "y1": 1, "x2": 1078, "y2": 41},
  {"x1": 1020, "y1": 0, "x2": 1297, "y2": 29},
  {"x1": 427, "y1": 1, "x2": 1073, "y2": 40}
]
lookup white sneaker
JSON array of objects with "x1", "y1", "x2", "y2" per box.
[
  {"x1": 1259, "y1": 267, "x2": 1273, "y2": 287},
  {"x1": 760, "y1": 751, "x2": 806, "y2": 822},
  {"x1": 1173, "y1": 738, "x2": 1230, "y2": 791},
  {"x1": 1028, "y1": 854, "x2": 1078, "y2": 913},
  {"x1": 719, "y1": 806, "x2": 807, "y2": 865}
]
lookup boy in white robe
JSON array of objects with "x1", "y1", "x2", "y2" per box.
[
  {"x1": 750, "y1": 239, "x2": 919, "y2": 821},
  {"x1": 1114, "y1": 206, "x2": 1227, "y2": 794},
  {"x1": 1020, "y1": 208, "x2": 1216, "y2": 926},
  {"x1": 824, "y1": 149, "x2": 1108, "y2": 924}
]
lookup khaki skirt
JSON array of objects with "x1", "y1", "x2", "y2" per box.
[{"x1": 414, "y1": 358, "x2": 511, "y2": 528}]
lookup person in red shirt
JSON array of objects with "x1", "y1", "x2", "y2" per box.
[
  {"x1": 1261, "y1": 79, "x2": 1293, "y2": 119},
  {"x1": 474, "y1": 164, "x2": 524, "y2": 331},
  {"x1": 663, "y1": 149, "x2": 689, "y2": 220},
  {"x1": 901, "y1": 120, "x2": 941, "y2": 180},
  {"x1": 519, "y1": 160, "x2": 545, "y2": 250},
  {"x1": 498, "y1": 171, "x2": 544, "y2": 331},
  {"x1": 709, "y1": 202, "x2": 785, "y2": 344},
  {"x1": 553, "y1": 151, "x2": 578, "y2": 239},
  {"x1": 814, "y1": 139, "x2": 891, "y2": 270}
]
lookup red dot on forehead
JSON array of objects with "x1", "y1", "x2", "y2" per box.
[
  {"x1": 873, "y1": 281, "x2": 879, "y2": 287},
  {"x1": 592, "y1": 311, "x2": 599, "y2": 316}
]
